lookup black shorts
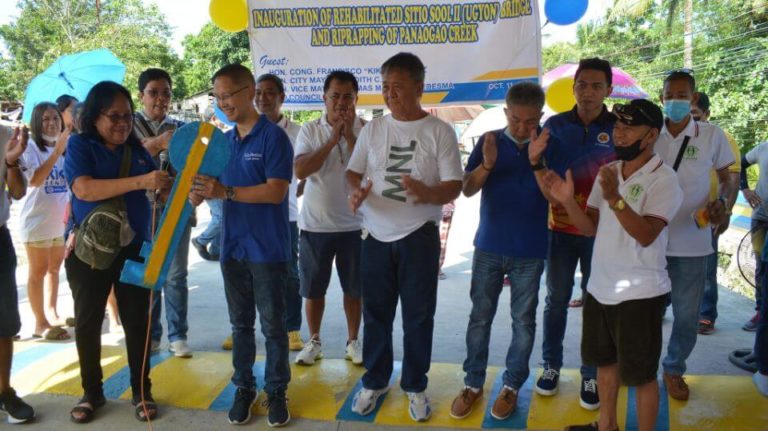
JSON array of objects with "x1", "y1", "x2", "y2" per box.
[
  {"x1": 298, "y1": 230, "x2": 362, "y2": 299},
  {"x1": 582, "y1": 293, "x2": 666, "y2": 386},
  {"x1": 0, "y1": 225, "x2": 21, "y2": 337}
]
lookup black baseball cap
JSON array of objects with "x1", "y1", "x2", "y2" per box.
[{"x1": 612, "y1": 99, "x2": 664, "y2": 130}]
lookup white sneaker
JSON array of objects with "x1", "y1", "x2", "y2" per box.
[
  {"x1": 295, "y1": 338, "x2": 322, "y2": 365},
  {"x1": 169, "y1": 340, "x2": 193, "y2": 358},
  {"x1": 754, "y1": 372, "x2": 768, "y2": 397},
  {"x1": 351, "y1": 387, "x2": 388, "y2": 416},
  {"x1": 406, "y1": 391, "x2": 432, "y2": 422},
  {"x1": 345, "y1": 339, "x2": 363, "y2": 365},
  {"x1": 150, "y1": 340, "x2": 161, "y2": 353}
]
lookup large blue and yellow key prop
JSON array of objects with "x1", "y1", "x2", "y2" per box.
[{"x1": 120, "y1": 121, "x2": 230, "y2": 290}]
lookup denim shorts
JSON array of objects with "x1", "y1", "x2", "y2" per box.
[
  {"x1": 299, "y1": 230, "x2": 361, "y2": 299},
  {"x1": 582, "y1": 293, "x2": 666, "y2": 386},
  {"x1": 0, "y1": 225, "x2": 21, "y2": 337}
]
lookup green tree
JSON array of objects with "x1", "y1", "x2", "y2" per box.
[
  {"x1": 180, "y1": 23, "x2": 250, "y2": 97},
  {"x1": 0, "y1": 0, "x2": 182, "y2": 102}
]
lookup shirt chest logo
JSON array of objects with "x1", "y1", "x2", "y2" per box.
[
  {"x1": 683, "y1": 145, "x2": 699, "y2": 160},
  {"x1": 596, "y1": 132, "x2": 611, "y2": 146},
  {"x1": 244, "y1": 152, "x2": 263, "y2": 161},
  {"x1": 625, "y1": 184, "x2": 644, "y2": 203},
  {"x1": 383, "y1": 140, "x2": 416, "y2": 203}
]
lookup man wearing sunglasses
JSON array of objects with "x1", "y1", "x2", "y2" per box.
[
  {"x1": 657, "y1": 71, "x2": 737, "y2": 401},
  {"x1": 133, "y1": 68, "x2": 193, "y2": 359},
  {"x1": 545, "y1": 100, "x2": 682, "y2": 431}
]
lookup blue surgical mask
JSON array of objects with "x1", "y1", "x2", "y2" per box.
[{"x1": 663, "y1": 99, "x2": 691, "y2": 123}]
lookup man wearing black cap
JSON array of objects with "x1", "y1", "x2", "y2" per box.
[{"x1": 543, "y1": 100, "x2": 683, "y2": 431}]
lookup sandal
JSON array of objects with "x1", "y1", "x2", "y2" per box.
[
  {"x1": 69, "y1": 395, "x2": 105, "y2": 424},
  {"x1": 32, "y1": 326, "x2": 71, "y2": 341},
  {"x1": 132, "y1": 398, "x2": 158, "y2": 422},
  {"x1": 568, "y1": 298, "x2": 584, "y2": 308}
]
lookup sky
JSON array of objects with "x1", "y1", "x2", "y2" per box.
[{"x1": 0, "y1": 0, "x2": 612, "y2": 54}]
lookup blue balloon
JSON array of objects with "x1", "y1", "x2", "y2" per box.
[
  {"x1": 213, "y1": 103, "x2": 236, "y2": 127},
  {"x1": 545, "y1": 0, "x2": 588, "y2": 26}
]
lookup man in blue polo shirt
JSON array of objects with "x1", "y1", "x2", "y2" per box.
[
  {"x1": 450, "y1": 82, "x2": 557, "y2": 421},
  {"x1": 528, "y1": 57, "x2": 617, "y2": 410},
  {"x1": 189, "y1": 64, "x2": 293, "y2": 427}
]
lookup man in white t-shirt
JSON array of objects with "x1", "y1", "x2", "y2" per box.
[
  {"x1": 0, "y1": 125, "x2": 35, "y2": 423},
  {"x1": 655, "y1": 71, "x2": 737, "y2": 401},
  {"x1": 293, "y1": 71, "x2": 366, "y2": 366},
  {"x1": 544, "y1": 100, "x2": 683, "y2": 431},
  {"x1": 346, "y1": 52, "x2": 463, "y2": 422},
  {"x1": 255, "y1": 73, "x2": 305, "y2": 352}
]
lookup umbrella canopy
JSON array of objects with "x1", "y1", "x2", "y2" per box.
[
  {"x1": 543, "y1": 63, "x2": 648, "y2": 100},
  {"x1": 23, "y1": 48, "x2": 125, "y2": 123},
  {"x1": 460, "y1": 106, "x2": 506, "y2": 141},
  {"x1": 426, "y1": 106, "x2": 484, "y2": 124}
]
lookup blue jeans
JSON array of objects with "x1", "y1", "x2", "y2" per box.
[
  {"x1": 197, "y1": 199, "x2": 222, "y2": 256},
  {"x1": 151, "y1": 220, "x2": 192, "y2": 343},
  {"x1": 221, "y1": 260, "x2": 290, "y2": 394},
  {"x1": 756, "y1": 258, "x2": 768, "y2": 373},
  {"x1": 542, "y1": 231, "x2": 596, "y2": 379},
  {"x1": 463, "y1": 250, "x2": 544, "y2": 389},
  {"x1": 699, "y1": 235, "x2": 720, "y2": 322},
  {"x1": 663, "y1": 255, "x2": 708, "y2": 376},
  {"x1": 360, "y1": 223, "x2": 439, "y2": 392},
  {"x1": 285, "y1": 222, "x2": 302, "y2": 332}
]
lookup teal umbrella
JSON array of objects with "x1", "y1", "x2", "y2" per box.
[{"x1": 22, "y1": 48, "x2": 125, "y2": 123}]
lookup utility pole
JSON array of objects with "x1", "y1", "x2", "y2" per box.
[{"x1": 684, "y1": 0, "x2": 693, "y2": 68}]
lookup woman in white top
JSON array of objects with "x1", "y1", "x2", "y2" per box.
[{"x1": 20, "y1": 102, "x2": 72, "y2": 340}]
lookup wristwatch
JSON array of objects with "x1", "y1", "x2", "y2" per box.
[
  {"x1": 531, "y1": 160, "x2": 546, "y2": 171},
  {"x1": 611, "y1": 198, "x2": 626, "y2": 211},
  {"x1": 225, "y1": 186, "x2": 235, "y2": 201}
]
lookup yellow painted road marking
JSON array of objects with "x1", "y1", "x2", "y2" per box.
[
  {"x1": 668, "y1": 375, "x2": 768, "y2": 431},
  {"x1": 527, "y1": 369, "x2": 628, "y2": 429},
  {"x1": 14, "y1": 345, "x2": 127, "y2": 397},
  {"x1": 374, "y1": 363, "x2": 498, "y2": 428},
  {"x1": 120, "y1": 352, "x2": 232, "y2": 409}
]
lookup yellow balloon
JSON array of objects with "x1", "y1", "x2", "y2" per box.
[
  {"x1": 546, "y1": 77, "x2": 577, "y2": 113},
  {"x1": 210, "y1": 0, "x2": 248, "y2": 33}
]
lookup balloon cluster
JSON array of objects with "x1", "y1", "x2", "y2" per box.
[
  {"x1": 543, "y1": 0, "x2": 589, "y2": 112},
  {"x1": 209, "y1": 0, "x2": 248, "y2": 33}
]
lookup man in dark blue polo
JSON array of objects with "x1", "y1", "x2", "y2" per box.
[
  {"x1": 528, "y1": 57, "x2": 617, "y2": 410},
  {"x1": 450, "y1": 82, "x2": 558, "y2": 421},
  {"x1": 189, "y1": 64, "x2": 293, "y2": 427}
]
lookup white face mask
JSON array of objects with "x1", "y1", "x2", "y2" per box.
[{"x1": 42, "y1": 134, "x2": 58, "y2": 143}]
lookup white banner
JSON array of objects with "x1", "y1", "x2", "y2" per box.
[{"x1": 247, "y1": 0, "x2": 542, "y2": 108}]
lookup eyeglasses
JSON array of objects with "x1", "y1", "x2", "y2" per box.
[
  {"x1": 213, "y1": 86, "x2": 249, "y2": 103},
  {"x1": 144, "y1": 89, "x2": 172, "y2": 99},
  {"x1": 612, "y1": 104, "x2": 655, "y2": 126},
  {"x1": 101, "y1": 112, "x2": 133, "y2": 124}
]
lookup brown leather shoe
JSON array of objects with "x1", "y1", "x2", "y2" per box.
[
  {"x1": 449, "y1": 387, "x2": 483, "y2": 419},
  {"x1": 663, "y1": 372, "x2": 690, "y2": 401},
  {"x1": 491, "y1": 386, "x2": 518, "y2": 420}
]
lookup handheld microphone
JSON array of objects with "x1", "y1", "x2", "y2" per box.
[{"x1": 159, "y1": 150, "x2": 170, "y2": 172}]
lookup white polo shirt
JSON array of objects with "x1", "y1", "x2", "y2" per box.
[
  {"x1": 586, "y1": 155, "x2": 683, "y2": 305},
  {"x1": 656, "y1": 119, "x2": 735, "y2": 257},
  {"x1": 277, "y1": 116, "x2": 301, "y2": 222},
  {"x1": 347, "y1": 114, "x2": 464, "y2": 242},
  {"x1": 295, "y1": 113, "x2": 365, "y2": 233},
  {"x1": 745, "y1": 142, "x2": 768, "y2": 222}
]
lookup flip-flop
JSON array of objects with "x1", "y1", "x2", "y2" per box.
[
  {"x1": 32, "y1": 326, "x2": 71, "y2": 341},
  {"x1": 729, "y1": 348, "x2": 758, "y2": 373},
  {"x1": 569, "y1": 298, "x2": 584, "y2": 308},
  {"x1": 51, "y1": 317, "x2": 75, "y2": 328}
]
